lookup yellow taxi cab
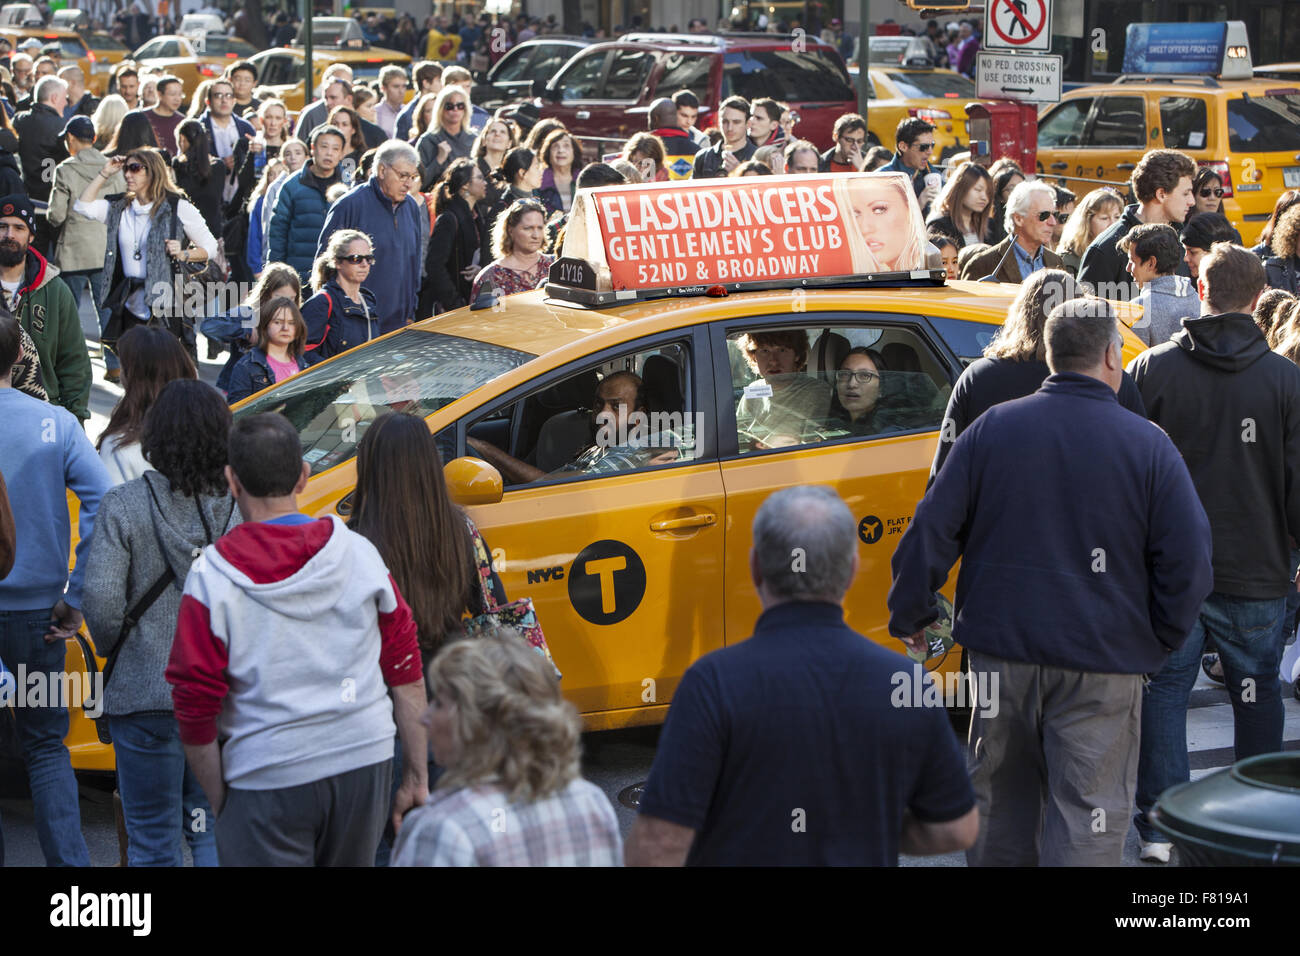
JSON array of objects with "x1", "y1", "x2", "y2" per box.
[
  {"x1": 248, "y1": 41, "x2": 411, "y2": 111},
  {"x1": 82, "y1": 33, "x2": 133, "y2": 95},
  {"x1": 52, "y1": 173, "x2": 1146, "y2": 771},
  {"x1": 1036, "y1": 21, "x2": 1297, "y2": 246},
  {"x1": 131, "y1": 34, "x2": 260, "y2": 97},
  {"x1": 0, "y1": 26, "x2": 93, "y2": 86},
  {"x1": 854, "y1": 36, "x2": 976, "y2": 161}
]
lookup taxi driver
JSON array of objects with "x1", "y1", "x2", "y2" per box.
[{"x1": 467, "y1": 372, "x2": 679, "y2": 484}]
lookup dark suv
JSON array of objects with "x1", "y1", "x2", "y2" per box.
[{"x1": 532, "y1": 32, "x2": 857, "y2": 152}]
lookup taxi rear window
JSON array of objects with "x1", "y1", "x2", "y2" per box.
[
  {"x1": 235, "y1": 330, "x2": 535, "y2": 475},
  {"x1": 1228, "y1": 93, "x2": 1300, "y2": 151},
  {"x1": 200, "y1": 36, "x2": 258, "y2": 56},
  {"x1": 882, "y1": 70, "x2": 976, "y2": 99},
  {"x1": 350, "y1": 59, "x2": 409, "y2": 81}
]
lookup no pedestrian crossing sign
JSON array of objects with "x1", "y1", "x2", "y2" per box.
[
  {"x1": 984, "y1": 0, "x2": 1053, "y2": 52},
  {"x1": 976, "y1": 51, "x2": 1063, "y2": 104}
]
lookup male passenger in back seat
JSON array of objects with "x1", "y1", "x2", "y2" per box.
[
  {"x1": 735, "y1": 330, "x2": 833, "y2": 450},
  {"x1": 468, "y1": 371, "x2": 682, "y2": 484}
]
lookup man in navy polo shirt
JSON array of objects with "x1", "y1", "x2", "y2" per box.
[{"x1": 626, "y1": 485, "x2": 977, "y2": 866}]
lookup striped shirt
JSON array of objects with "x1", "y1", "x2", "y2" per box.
[{"x1": 391, "y1": 779, "x2": 623, "y2": 867}]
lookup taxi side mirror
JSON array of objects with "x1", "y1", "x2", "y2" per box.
[{"x1": 445, "y1": 456, "x2": 503, "y2": 505}]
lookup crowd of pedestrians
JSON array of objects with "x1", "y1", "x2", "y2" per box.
[{"x1": 1, "y1": 3, "x2": 1299, "y2": 869}]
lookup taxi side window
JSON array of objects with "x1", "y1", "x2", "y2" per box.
[
  {"x1": 1039, "y1": 99, "x2": 1093, "y2": 148},
  {"x1": 726, "y1": 325, "x2": 950, "y2": 456},
  {"x1": 1088, "y1": 96, "x2": 1146, "y2": 148},
  {"x1": 1160, "y1": 97, "x2": 1209, "y2": 151},
  {"x1": 465, "y1": 341, "x2": 700, "y2": 487}
]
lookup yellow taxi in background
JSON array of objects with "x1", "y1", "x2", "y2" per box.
[
  {"x1": 0, "y1": 27, "x2": 93, "y2": 85},
  {"x1": 83, "y1": 33, "x2": 133, "y2": 95},
  {"x1": 51, "y1": 174, "x2": 1149, "y2": 772},
  {"x1": 248, "y1": 42, "x2": 411, "y2": 111},
  {"x1": 1037, "y1": 27, "x2": 1300, "y2": 246},
  {"x1": 132, "y1": 34, "x2": 260, "y2": 97},
  {"x1": 855, "y1": 37, "x2": 975, "y2": 160}
]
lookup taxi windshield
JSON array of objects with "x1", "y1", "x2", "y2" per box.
[{"x1": 234, "y1": 330, "x2": 535, "y2": 475}]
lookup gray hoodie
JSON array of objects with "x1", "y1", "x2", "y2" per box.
[{"x1": 82, "y1": 473, "x2": 241, "y2": 716}]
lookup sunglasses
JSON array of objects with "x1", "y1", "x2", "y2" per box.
[
  {"x1": 1035, "y1": 210, "x2": 1059, "y2": 222},
  {"x1": 340, "y1": 253, "x2": 375, "y2": 264},
  {"x1": 1200, "y1": 187, "x2": 1224, "y2": 198},
  {"x1": 444, "y1": 101, "x2": 467, "y2": 111},
  {"x1": 913, "y1": 142, "x2": 935, "y2": 151},
  {"x1": 123, "y1": 161, "x2": 145, "y2": 174},
  {"x1": 835, "y1": 369, "x2": 879, "y2": 384}
]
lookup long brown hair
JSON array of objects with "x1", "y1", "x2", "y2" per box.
[
  {"x1": 257, "y1": 296, "x2": 307, "y2": 358},
  {"x1": 124, "y1": 147, "x2": 186, "y2": 216},
  {"x1": 349, "y1": 412, "x2": 473, "y2": 651},
  {"x1": 936, "y1": 162, "x2": 993, "y2": 241},
  {"x1": 327, "y1": 104, "x2": 366, "y2": 155},
  {"x1": 97, "y1": 326, "x2": 197, "y2": 451}
]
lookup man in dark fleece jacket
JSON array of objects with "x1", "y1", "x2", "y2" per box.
[
  {"x1": 1127, "y1": 243, "x2": 1300, "y2": 864},
  {"x1": 889, "y1": 297, "x2": 1212, "y2": 867}
]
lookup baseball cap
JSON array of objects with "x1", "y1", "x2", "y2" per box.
[
  {"x1": 60, "y1": 115, "x2": 95, "y2": 141},
  {"x1": 17, "y1": 37, "x2": 41, "y2": 51}
]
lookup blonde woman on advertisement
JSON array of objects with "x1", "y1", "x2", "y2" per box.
[{"x1": 836, "y1": 173, "x2": 927, "y2": 274}]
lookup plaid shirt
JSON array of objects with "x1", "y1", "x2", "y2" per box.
[{"x1": 390, "y1": 780, "x2": 623, "y2": 867}]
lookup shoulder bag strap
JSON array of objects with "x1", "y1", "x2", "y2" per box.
[
  {"x1": 97, "y1": 474, "x2": 178, "y2": 694},
  {"x1": 464, "y1": 518, "x2": 497, "y2": 615}
]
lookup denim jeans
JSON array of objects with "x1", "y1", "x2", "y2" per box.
[
  {"x1": 108, "y1": 713, "x2": 217, "y2": 866},
  {"x1": 0, "y1": 608, "x2": 90, "y2": 866},
  {"x1": 62, "y1": 269, "x2": 116, "y2": 371},
  {"x1": 1134, "y1": 591, "x2": 1290, "y2": 842}
]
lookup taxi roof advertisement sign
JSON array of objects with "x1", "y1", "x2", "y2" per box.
[
  {"x1": 562, "y1": 173, "x2": 931, "y2": 295},
  {"x1": 1122, "y1": 22, "x2": 1251, "y2": 78}
]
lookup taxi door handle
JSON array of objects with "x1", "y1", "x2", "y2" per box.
[
  {"x1": 650, "y1": 513, "x2": 717, "y2": 532},
  {"x1": 1117, "y1": 163, "x2": 1136, "y2": 171},
  {"x1": 576, "y1": 110, "x2": 591, "y2": 120},
  {"x1": 1049, "y1": 162, "x2": 1068, "y2": 170}
]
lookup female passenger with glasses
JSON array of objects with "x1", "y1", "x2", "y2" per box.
[
  {"x1": 830, "y1": 348, "x2": 890, "y2": 436},
  {"x1": 300, "y1": 228, "x2": 380, "y2": 364}
]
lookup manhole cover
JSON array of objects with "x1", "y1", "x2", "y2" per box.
[{"x1": 617, "y1": 783, "x2": 646, "y2": 809}]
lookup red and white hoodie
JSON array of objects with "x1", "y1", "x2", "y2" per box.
[{"x1": 166, "y1": 515, "x2": 422, "y2": 790}]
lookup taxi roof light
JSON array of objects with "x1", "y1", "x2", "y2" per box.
[{"x1": 544, "y1": 174, "x2": 947, "y2": 309}]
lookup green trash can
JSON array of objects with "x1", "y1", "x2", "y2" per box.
[{"x1": 1151, "y1": 753, "x2": 1300, "y2": 866}]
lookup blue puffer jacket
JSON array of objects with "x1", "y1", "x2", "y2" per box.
[
  {"x1": 267, "y1": 163, "x2": 344, "y2": 283},
  {"x1": 226, "y1": 347, "x2": 309, "y2": 404},
  {"x1": 301, "y1": 278, "x2": 380, "y2": 365}
]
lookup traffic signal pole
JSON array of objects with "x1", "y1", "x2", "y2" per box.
[
  {"x1": 303, "y1": 0, "x2": 313, "y2": 104},
  {"x1": 858, "y1": 0, "x2": 870, "y2": 124}
]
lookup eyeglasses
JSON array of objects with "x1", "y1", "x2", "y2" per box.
[
  {"x1": 1056, "y1": 212, "x2": 1069, "y2": 224},
  {"x1": 340, "y1": 253, "x2": 375, "y2": 264},
  {"x1": 835, "y1": 369, "x2": 879, "y2": 385},
  {"x1": 444, "y1": 101, "x2": 467, "y2": 111},
  {"x1": 1200, "y1": 188, "x2": 1224, "y2": 198},
  {"x1": 123, "y1": 161, "x2": 145, "y2": 174},
  {"x1": 387, "y1": 169, "x2": 420, "y2": 182},
  {"x1": 1035, "y1": 210, "x2": 1059, "y2": 222},
  {"x1": 210, "y1": 91, "x2": 234, "y2": 101}
]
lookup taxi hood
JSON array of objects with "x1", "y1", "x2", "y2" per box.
[{"x1": 1171, "y1": 312, "x2": 1270, "y2": 372}]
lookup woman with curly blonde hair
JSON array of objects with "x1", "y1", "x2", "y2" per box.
[
  {"x1": 931, "y1": 269, "x2": 1147, "y2": 475},
  {"x1": 391, "y1": 633, "x2": 622, "y2": 866},
  {"x1": 1264, "y1": 205, "x2": 1300, "y2": 294}
]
